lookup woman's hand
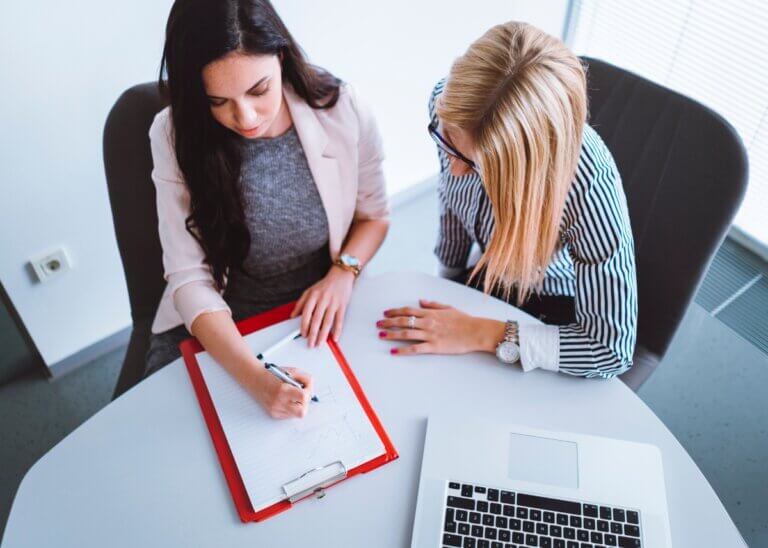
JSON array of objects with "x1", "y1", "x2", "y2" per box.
[
  {"x1": 290, "y1": 266, "x2": 355, "y2": 347},
  {"x1": 377, "y1": 299, "x2": 505, "y2": 356},
  {"x1": 249, "y1": 366, "x2": 314, "y2": 419}
]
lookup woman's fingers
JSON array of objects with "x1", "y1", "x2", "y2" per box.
[
  {"x1": 262, "y1": 367, "x2": 313, "y2": 420},
  {"x1": 282, "y1": 384, "x2": 308, "y2": 418},
  {"x1": 419, "y1": 299, "x2": 451, "y2": 310},
  {"x1": 286, "y1": 385, "x2": 308, "y2": 418},
  {"x1": 300, "y1": 293, "x2": 319, "y2": 338},
  {"x1": 383, "y1": 306, "x2": 425, "y2": 318},
  {"x1": 379, "y1": 328, "x2": 429, "y2": 342},
  {"x1": 332, "y1": 305, "x2": 346, "y2": 341},
  {"x1": 287, "y1": 368, "x2": 313, "y2": 394},
  {"x1": 283, "y1": 366, "x2": 309, "y2": 382},
  {"x1": 290, "y1": 291, "x2": 309, "y2": 319},
  {"x1": 316, "y1": 305, "x2": 336, "y2": 347},
  {"x1": 377, "y1": 316, "x2": 429, "y2": 330},
  {"x1": 268, "y1": 383, "x2": 307, "y2": 419},
  {"x1": 282, "y1": 368, "x2": 312, "y2": 417},
  {"x1": 307, "y1": 299, "x2": 330, "y2": 347},
  {"x1": 391, "y1": 343, "x2": 433, "y2": 356}
]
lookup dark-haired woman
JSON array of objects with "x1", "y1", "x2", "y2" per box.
[{"x1": 145, "y1": 0, "x2": 389, "y2": 419}]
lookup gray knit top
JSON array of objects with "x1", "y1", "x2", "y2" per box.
[{"x1": 223, "y1": 126, "x2": 331, "y2": 321}]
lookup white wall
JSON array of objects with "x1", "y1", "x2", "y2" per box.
[
  {"x1": 0, "y1": 1, "x2": 567, "y2": 368},
  {"x1": 0, "y1": 0, "x2": 175, "y2": 367},
  {"x1": 275, "y1": 0, "x2": 568, "y2": 194}
]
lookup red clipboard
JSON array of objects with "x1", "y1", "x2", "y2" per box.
[{"x1": 179, "y1": 302, "x2": 398, "y2": 523}]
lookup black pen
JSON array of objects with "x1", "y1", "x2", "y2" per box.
[{"x1": 257, "y1": 329, "x2": 319, "y2": 403}]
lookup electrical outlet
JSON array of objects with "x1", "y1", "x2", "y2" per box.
[{"x1": 30, "y1": 248, "x2": 71, "y2": 282}]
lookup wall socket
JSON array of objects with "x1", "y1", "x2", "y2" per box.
[{"x1": 30, "y1": 248, "x2": 72, "y2": 283}]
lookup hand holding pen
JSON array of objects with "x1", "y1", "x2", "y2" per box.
[
  {"x1": 256, "y1": 329, "x2": 319, "y2": 419},
  {"x1": 263, "y1": 362, "x2": 319, "y2": 403}
]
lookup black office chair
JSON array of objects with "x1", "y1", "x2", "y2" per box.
[
  {"x1": 581, "y1": 57, "x2": 748, "y2": 390},
  {"x1": 103, "y1": 83, "x2": 168, "y2": 399}
]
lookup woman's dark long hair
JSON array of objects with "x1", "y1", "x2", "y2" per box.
[{"x1": 160, "y1": 0, "x2": 340, "y2": 288}]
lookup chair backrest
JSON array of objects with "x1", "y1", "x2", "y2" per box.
[
  {"x1": 582, "y1": 57, "x2": 748, "y2": 357},
  {"x1": 103, "y1": 82, "x2": 168, "y2": 325}
]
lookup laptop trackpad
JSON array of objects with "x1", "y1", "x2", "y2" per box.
[{"x1": 508, "y1": 433, "x2": 578, "y2": 489}]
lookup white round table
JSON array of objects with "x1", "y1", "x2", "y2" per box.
[{"x1": 1, "y1": 272, "x2": 745, "y2": 547}]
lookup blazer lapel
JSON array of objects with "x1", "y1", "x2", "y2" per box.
[{"x1": 284, "y1": 87, "x2": 343, "y2": 258}]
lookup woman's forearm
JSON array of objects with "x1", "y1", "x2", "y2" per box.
[
  {"x1": 339, "y1": 218, "x2": 389, "y2": 266},
  {"x1": 475, "y1": 318, "x2": 506, "y2": 353},
  {"x1": 190, "y1": 310, "x2": 267, "y2": 394},
  {"x1": 190, "y1": 310, "x2": 313, "y2": 418}
]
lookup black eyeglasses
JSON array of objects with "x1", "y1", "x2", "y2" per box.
[{"x1": 428, "y1": 119, "x2": 479, "y2": 173}]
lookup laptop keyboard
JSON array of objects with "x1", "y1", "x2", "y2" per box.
[{"x1": 442, "y1": 480, "x2": 642, "y2": 548}]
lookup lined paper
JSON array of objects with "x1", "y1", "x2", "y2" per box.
[{"x1": 195, "y1": 318, "x2": 386, "y2": 512}]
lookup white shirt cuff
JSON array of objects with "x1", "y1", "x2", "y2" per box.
[{"x1": 518, "y1": 323, "x2": 560, "y2": 372}]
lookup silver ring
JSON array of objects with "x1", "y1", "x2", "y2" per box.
[{"x1": 408, "y1": 315, "x2": 416, "y2": 329}]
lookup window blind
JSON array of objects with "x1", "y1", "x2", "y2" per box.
[{"x1": 569, "y1": 0, "x2": 768, "y2": 247}]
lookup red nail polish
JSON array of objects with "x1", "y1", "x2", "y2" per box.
[
  {"x1": 390, "y1": 348, "x2": 398, "y2": 355},
  {"x1": 376, "y1": 321, "x2": 383, "y2": 327},
  {"x1": 379, "y1": 331, "x2": 386, "y2": 338}
]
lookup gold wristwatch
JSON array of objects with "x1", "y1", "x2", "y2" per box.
[{"x1": 333, "y1": 253, "x2": 362, "y2": 277}]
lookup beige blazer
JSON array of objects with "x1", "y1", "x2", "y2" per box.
[{"x1": 148, "y1": 84, "x2": 389, "y2": 333}]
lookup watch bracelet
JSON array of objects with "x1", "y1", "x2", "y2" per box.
[
  {"x1": 333, "y1": 259, "x2": 360, "y2": 277},
  {"x1": 504, "y1": 320, "x2": 519, "y2": 345}
]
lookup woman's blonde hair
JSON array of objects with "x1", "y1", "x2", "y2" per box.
[{"x1": 438, "y1": 21, "x2": 587, "y2": 304}]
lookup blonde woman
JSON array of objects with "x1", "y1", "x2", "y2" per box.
[{"x1": 377, "y1": 22, "x2": 637, "y2": 378}]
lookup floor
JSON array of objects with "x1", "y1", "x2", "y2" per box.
[{"x1": 1, "y1": 188, "x2": 766, "y2": 545}]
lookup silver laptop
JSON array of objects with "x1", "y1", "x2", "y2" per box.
[{"x1": 411, "y1": 415, "x2": 672, "y2": 548}]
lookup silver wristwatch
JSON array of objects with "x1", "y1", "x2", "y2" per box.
[{"x1": 495, "y1": 320, "x2": 520, "y2": 364}]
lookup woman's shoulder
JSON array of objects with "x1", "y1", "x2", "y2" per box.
[
  {"x1": 147, "y1": 106, "x2": 184, "y2": 184},
  {"x1": 334, "y1": 81, "x2": 360, "y2": 117},
  {"x1": 319, "y1": 82, "x2": 368, "y2": 126},
  {"x1": 563, "y1": 124, "x2": 630, "y2": 232},
  {"x1": 310, "y1": 82, "x2": 381, "y2": 141},
  {"x1": 149, "y1": 105, "x2": 173, "y2": 144},
  {"x1": 428, "y1": 77, "x2": 448, "y2": 119},
  {"x1": 572, "y1": 124, "x2": 622, "y2": 194}
]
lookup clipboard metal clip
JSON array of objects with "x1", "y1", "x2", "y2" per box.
[{"x1": 282, "y1": 460, "x2": 348, "y2": 503}]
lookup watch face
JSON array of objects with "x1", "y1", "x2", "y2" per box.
[
  {"x1": 496, "y1": 341, "x2": 520, "y2": 364},
  {"x1": 341, "y1": 254, "x2": 360, "y2": 267}
]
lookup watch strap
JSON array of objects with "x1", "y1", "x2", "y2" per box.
[
  {"x1": 503, "y1": 320, "x2": 519, "y2": 345},
  {"x1": 333, "y1": 258, "x2": 361, "y2": 277}
]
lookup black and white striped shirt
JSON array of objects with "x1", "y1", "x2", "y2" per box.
[{"x1": 430, "y1": 80, "x2": 637, "y2": 378}]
